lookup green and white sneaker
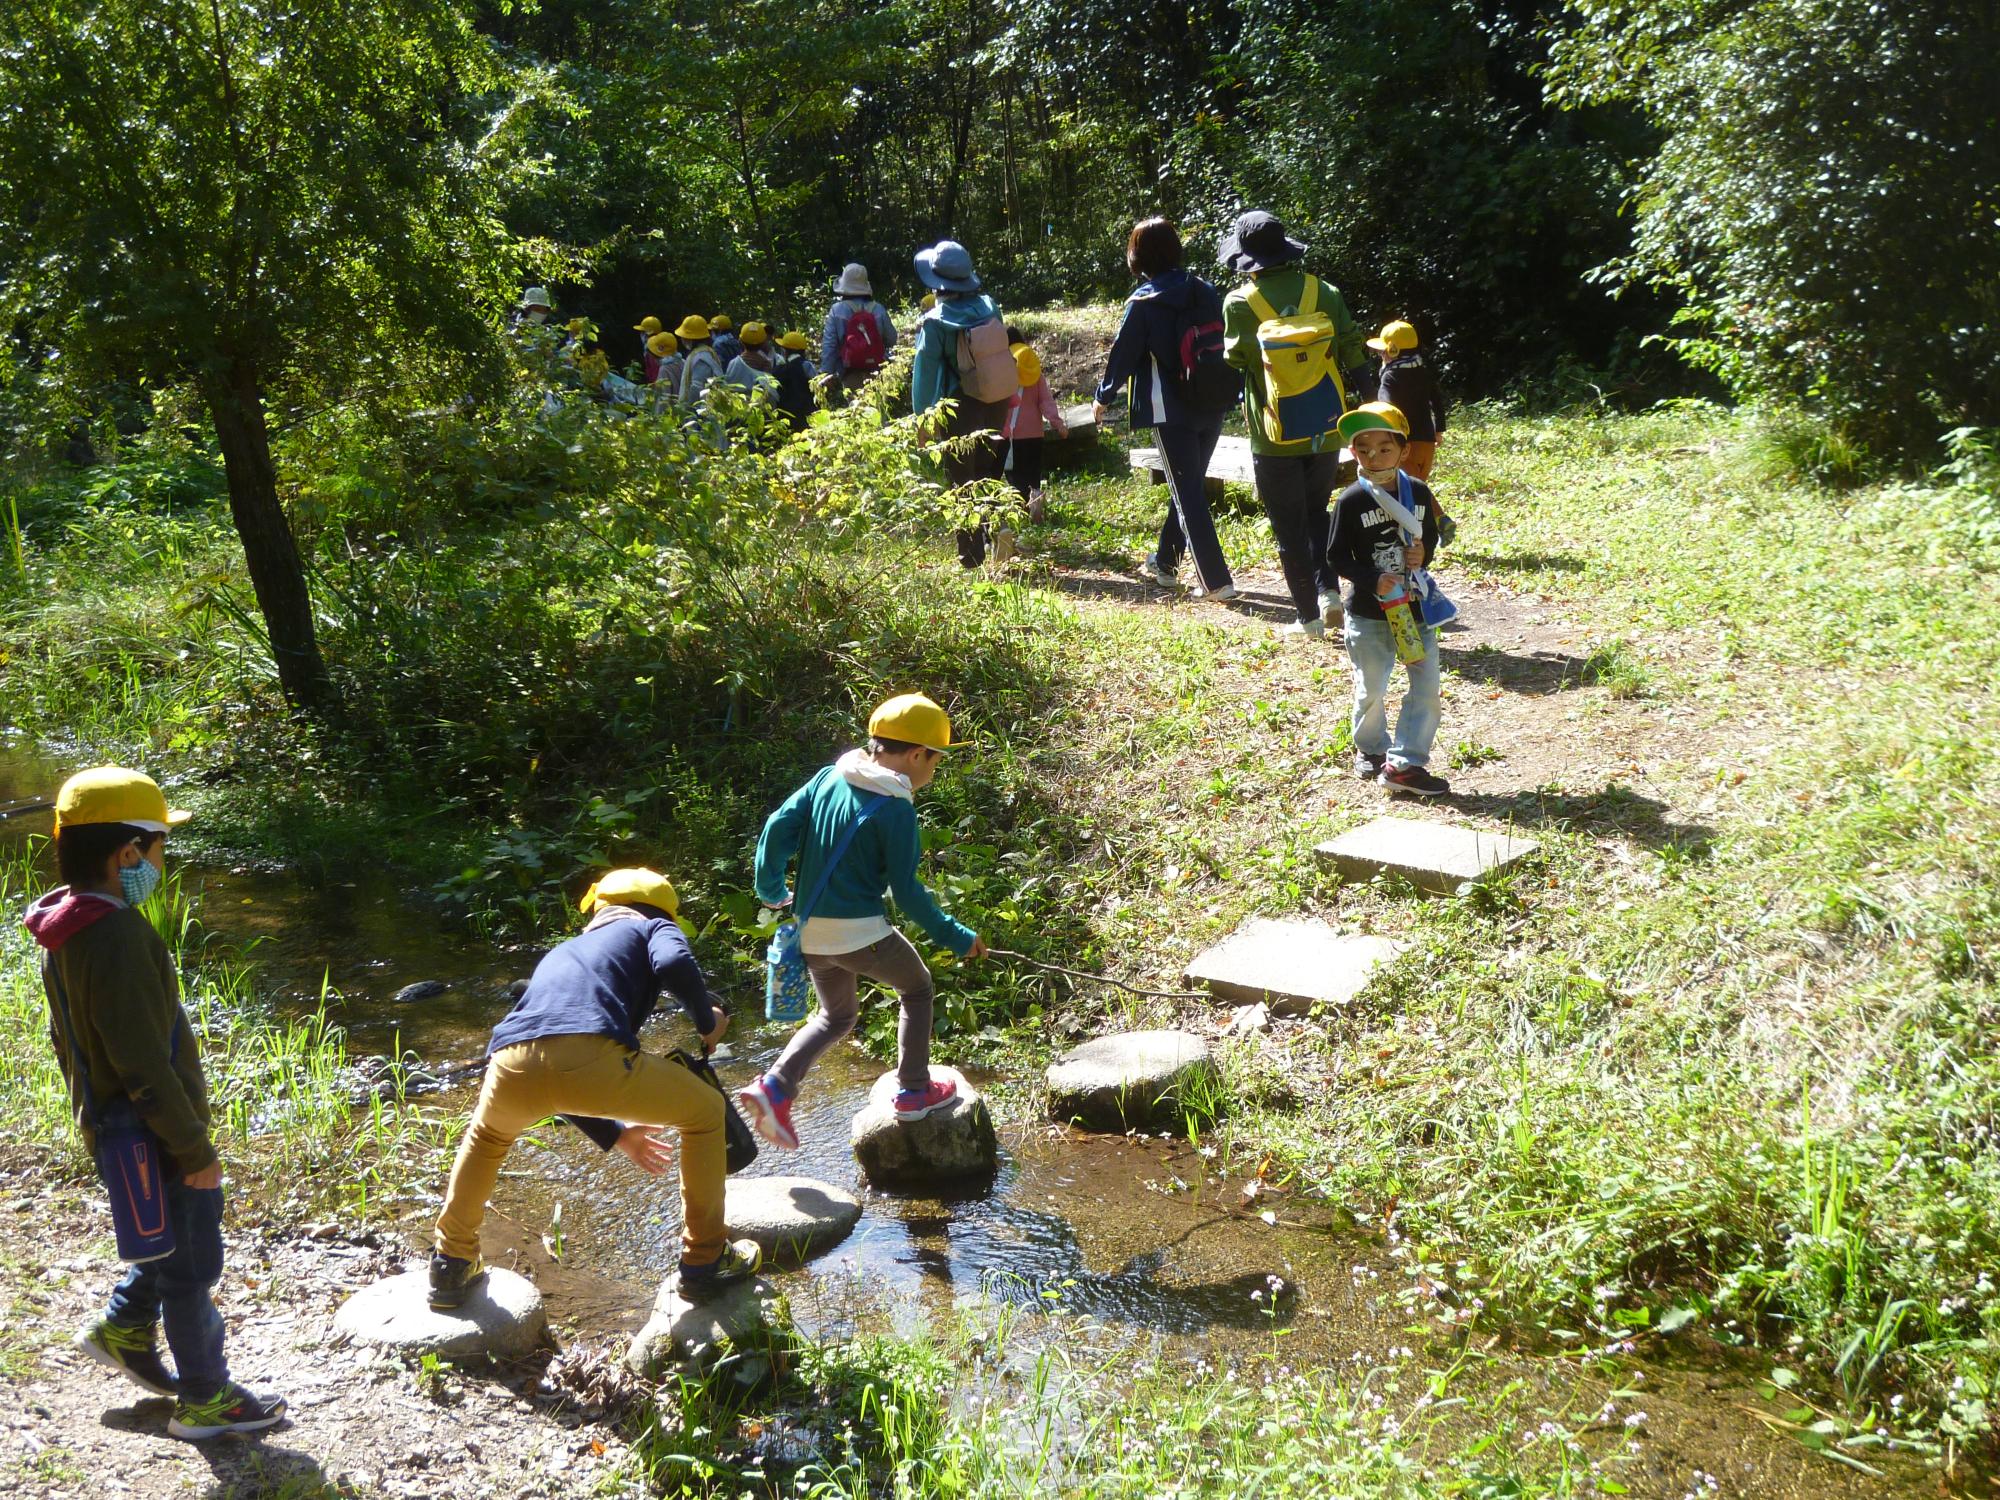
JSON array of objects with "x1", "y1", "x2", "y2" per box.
[
  {"x1": 428, "y1": 1251, "x2": 487, "y2": 1311},
  {"x1": 76, "y1": 1318, "x2": 177, "y2": 1398},
  {"x1": 676, "y1": 1238, "x2": 763, "y2": 1304},
  {"x1": 168, "y1": 1382, "x2": 287, "y2": 1440}
]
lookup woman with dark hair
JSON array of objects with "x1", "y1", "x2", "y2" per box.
[{"x1": 1093, "y1": 217, "x2": 1240, "y2": 601}]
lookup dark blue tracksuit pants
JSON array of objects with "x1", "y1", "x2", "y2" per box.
[{"x1": 1151, "y1": 419, "x2": 1232, "y2": 592}]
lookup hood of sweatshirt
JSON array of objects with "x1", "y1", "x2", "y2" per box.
[
  {"x1": 1130, "y1": 266, "x2": 1197, "y2": 311},
  {"x1": 836, "y1": 747, "x2": 915, "y2": 803},
  {"x1": 23, "y1": 887, "x2": 123, "y2": 951},
  {"x1": 930, "y1": 294, "x2": 1000, "y2": 331}
]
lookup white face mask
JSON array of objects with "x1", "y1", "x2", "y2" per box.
[{"x1": 525, "y1": 310, "x2": 547, "y2": 325}]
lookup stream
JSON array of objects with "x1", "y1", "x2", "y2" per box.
[{"x1": 0, "y1": 742, "x2": 1942, "y2": 1496}]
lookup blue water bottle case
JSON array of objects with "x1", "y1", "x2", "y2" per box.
[{"x1": 765, "y1": 793, "x2": 887, "y2": 1023}]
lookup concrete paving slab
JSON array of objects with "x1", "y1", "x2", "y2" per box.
[
  {"x1": 1183, "y1": 919, "x2": 1401, "y2": 1016},
  {"x1": 1317, "y1": 817, "x2": 1539, "y2": 894}
]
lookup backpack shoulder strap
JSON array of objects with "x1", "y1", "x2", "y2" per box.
[
  {"x1": 796, "y1": 793, "x2": 890, "y2": 925},
  {"x1": 1298, "y1": 275, "x2": 1320, "y2": 317},
  {"x1": 1243, "y1": 284, "x2": 1278, "y2": 325}
]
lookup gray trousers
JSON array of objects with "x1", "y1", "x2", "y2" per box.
[{"x1": 768, "y1": 931, "x2": 935, "y2": 1096}]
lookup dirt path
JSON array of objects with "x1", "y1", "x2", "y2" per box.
[
  {"x1": 0, "y1": 1159, "x2": 642, "y2": 1500},
  {"x1": 1038, "y1": 551, "x2": 1718, "y2": 866}
]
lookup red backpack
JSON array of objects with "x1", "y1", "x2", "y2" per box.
[{"x1": 838, "y1": 303, "x2": 886, "y2": 373}]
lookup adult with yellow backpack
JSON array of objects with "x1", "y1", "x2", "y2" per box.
[{"x1": 1219, "y1": 211, "x2": 1369, "y2": 639}]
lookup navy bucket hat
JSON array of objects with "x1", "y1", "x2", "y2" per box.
[{"x1": 1218, "y1": 211, "x2": 1307, "y2": 275}]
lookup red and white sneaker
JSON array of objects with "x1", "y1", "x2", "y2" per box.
[
  {"x1": 893, "y1": 1078, "x2": 958, "y2": 1121},
  {"x1": 736, "y1": 1076, "x2": 799, "y2": 1151}
]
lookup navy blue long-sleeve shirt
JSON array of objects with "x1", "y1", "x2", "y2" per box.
[{"x1": 487, "y1": 911, "x2": 718, "y2": 1149}]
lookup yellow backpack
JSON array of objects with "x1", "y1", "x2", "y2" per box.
[{"x1": 1244, "y1": 277, "x2": 1348, "y2": 448}]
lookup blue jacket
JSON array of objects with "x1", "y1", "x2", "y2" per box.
[
  {"x1": 1094, "y1": 268, "x2": 1224, "y2": 431},
  {"x1": 753, "y1": 763, "x2": 976, "y2": 955},
  {"x1": 910, "y1": 293, "x2": 1003, "y2": 415},
  {"x1": 487, "y1": 910, "x2": 720, "y2": 1150}
]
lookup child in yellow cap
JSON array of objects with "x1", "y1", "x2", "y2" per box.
[
  {"x1": 740, "y1": 695, "x2": 987, "y2": 1148},
  {"x1": 24, "y1": 768, "x2": 286, "y2": 1440},
  {"x1": 1367, "y1": 320, "x2": 1449, "y2": 483},
  {"x1": 709, "y1": 314, "x2": 742, "y2": 365},
  {"x1": 648, "y1": 331, "x2": 683, "y2": 404},
  {"x1": 432, "y1": 868, "x2": 760, "y2": 1308},
  {"x1": 1327, "y1": 404, "x2": 1451, "y2": 797},
  {"x1": 1001, "y1": 325, "x2": 1067, "y2": 521}
]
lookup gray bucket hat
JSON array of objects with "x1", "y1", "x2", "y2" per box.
[
  {"x1": 914, "y1": 240, "x2": 981, "y2": 293},
  {"x1": 1218, "y1": 212, "x2": 1307, "y2": 275}
]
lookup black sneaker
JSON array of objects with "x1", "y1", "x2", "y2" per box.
[
  {"x1": 1381, "y1": 765, "x2": 1451, "y2": 798},
  {"x1": 76, "y1": 1318, "x2": 177, "y2": 1398},
  {"x1": 676, "y1": 1239, "x2": 763, "y2": 1304},
  {"x1": 168, "y1": 1382, "x2": 288, "y2": 1440},
  {"x1": 1354, "y1": 752, "x2": 1386, "y2": 781},
  {"x1": 428, "y1": 1252, "x2": 487, "y2": 1311}
]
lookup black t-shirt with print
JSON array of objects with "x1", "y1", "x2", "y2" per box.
[{"x1": 1327, "y1": 475, "x2": 1441, "y2": 621}]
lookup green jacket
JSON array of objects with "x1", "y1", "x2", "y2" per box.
[
  {"x1": 37, "y1": 901, "x2": 215, "y2": 1174},
  {"x1": 1222, "y1": 267, "x2": 1366, "y2": 456}
]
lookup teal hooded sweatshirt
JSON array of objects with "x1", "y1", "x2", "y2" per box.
[{"x1": 753, "y1": 751, "x2": 976, "y2": 955}]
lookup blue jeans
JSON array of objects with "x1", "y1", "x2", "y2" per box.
[
  {"x1": 105, "y1": 1176, "x2": 228, "y2": 1398},
  {"x1": 1345, "y1": 615, "x2": 1441, "y2": 769}
]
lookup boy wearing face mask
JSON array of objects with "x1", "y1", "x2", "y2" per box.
[
  {"x1": 22, "y1": 768, "x2": 287, "y2": 1440},
  {"x1": 1328, "y1": 404, "x2": 1451, "y2": 797}
]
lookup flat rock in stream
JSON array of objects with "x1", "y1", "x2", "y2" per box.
[
  {"x1": 1046, "y1": 1030, "x2": 1219, "y2": 1131},
  {"x1": 391, "y1": 980, "x2": 449, "y2": 1004},
  {"x1": 625, "y1": 1274, "x2": 786, "y2": 1379},
  {"x1": 725, "y1": 1176, "x2": 862, "y2": 1265},
  {"x1": 850, "y1": 1067, "x2": 998, "y2": 1187},
  {"x1": 1316, "y1": 816, "x2": 1539, "y2": 894},
  {"x1": 333, "y1": 1268, "x2": 546, "y2": 1360},
  {"x1": 1184, "y1": 919, "x2": 1401, "y2": 1017}
]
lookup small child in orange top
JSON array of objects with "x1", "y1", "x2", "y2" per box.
[{"x1": 1002, "y1": 327, "x2": 1067, "y2": 520}]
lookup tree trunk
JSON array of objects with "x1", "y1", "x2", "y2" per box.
[{"x1": 203, "y1": 367, "x2": 334, "y2": 714}]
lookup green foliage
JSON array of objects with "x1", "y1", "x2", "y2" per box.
[{"x1": 1548, "y1": 0, "x2": 2000, "y2": 455}]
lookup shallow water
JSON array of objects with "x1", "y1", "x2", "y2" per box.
[{"x1": 0, "y1": 744, "x2": 1948, "y2": 1494}]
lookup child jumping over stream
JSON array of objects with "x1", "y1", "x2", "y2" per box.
[
  {"x1": 24, "y1": 767, "x2": 287, "y2": 1440},
  {"x1": 739, "y1": 694, "x2": 987, "y2": 1150},
  {"x1": 430, "y1": 868, "x2": 762, "y2": 1308}
]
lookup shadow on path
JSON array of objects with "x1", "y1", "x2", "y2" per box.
[{"x1": 1444, "y1": 781, "x2": 1713, "y2": 854}]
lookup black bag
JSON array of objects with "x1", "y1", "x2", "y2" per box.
[
  {"x1": 1173, "y1": 278, "x2": 1243, "y2": 416},
  {"x1": 772, "y1": 358, "x2": 814, "y2": 428},
  {"x1": 672, "y1": 1049, "x2": 759, "y2": 1174}
]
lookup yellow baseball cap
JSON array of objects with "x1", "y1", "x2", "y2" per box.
[
  {"x1": 740, "y1": 321, "x2": 768, "y2": 346},
  {"x1": 709, "y1": 314, "x2": 733, "y2": 331},
  {"x1": 1011, "y1": 344, "x2": 1042, "y2": 386},
  {"x1": 1336, "y1": 401, "x2": 1410, "y2": 442},
  {"x1": 674, "y1": 314, "x2": 711, "y2": 341},
  {"x1": 647, "y1": 332, "x2": 678, "y2": 356},
  {"x1": 1367, "y1": 320, "x2": 1418, "y2": 353},
  {"x1": 580, "y1": 867, "x2": 682, "y2": 922},
  {"x1": 868, "y1": 693, "x2": 964, "y2": 752},
  {"x1": 777, "y1": 330, "x2": 810, "y2": 351},
  {"x1": 54, "y1": 767, "x2": 191, "y2": 834},
  {"x1": 634, "y1": 315, "x2": 663, "y2": 335}
]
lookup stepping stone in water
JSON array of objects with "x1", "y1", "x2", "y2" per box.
[
  {"x1": 850, "y1": 1066, "x2": 998, "y2": 1188},
  {"x1": 725, "y1": 1176, "x2": 863, "y2": 1266},
  {"x1": 1317, "y1": 816, "x2": 1539, "y2": 895},
  {"x1": 333, "y1": 1267, "x2": 547, "y2": 1360},
  {"x1": 1045, "y1": 1030, "x2": 1220, "y2": 1132},
  {"x1": 1184, "y1": 918, "x2": 1401, "y2": 1017},
  {"x1": 625, "y1": 1273, "x2": 786, "y2": 1379}
]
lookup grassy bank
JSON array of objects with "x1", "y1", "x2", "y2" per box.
[{"x1": 3, "y1": 325, "x2": 1998, "y2": 1481}]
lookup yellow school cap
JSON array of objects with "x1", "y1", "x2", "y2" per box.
[
  {"x1": 868, "y1": 693, "x2": 964, "y2": 752},
  {"x1": 1367, "y1": 320, "x2": 1418, "y2": 353},
  {"x1": 1011, "y1": 344, "x2": 1042, "y2": 386},
  {"x1": 648, "y1": 332, "x2": 678, "y2": 356},
  {"x1": 777, "y1": 330, "x2": 810, "y2": 351},
  {"x1": 740, "y1": 321, "x2": 768, "y2": 346},
  {"x1": 634, "y1": 315, "x2": 663, "y2": 334},
  {"x1": 55, "y1": 767, "x2": 191, "y2": 834},
  {"x1": 580, "y1": 867, "x2": 682, "y2": 922},
  {"x1": 674, "y1": 315, "x2": 710, "y2": 341},
  {"x1": 1336, "y1": 402, "x2": 1410, "y2": 441},
  {"x1": 709, "y1": 314, "x2": 733, "y2": 331}
]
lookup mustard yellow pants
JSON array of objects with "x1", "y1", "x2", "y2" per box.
[{"x1": 434, "y1": 1034, "x2": 726, "y2": 1265}]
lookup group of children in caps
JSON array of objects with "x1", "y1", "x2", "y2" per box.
[
  {"x1": 34, "y1": 213, "x2": 1458, "y2": 1439},
  {"x1": 29, "y1": 693, "x2": 982, "y2": 1438}
]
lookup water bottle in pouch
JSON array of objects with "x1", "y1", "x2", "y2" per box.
[
  {"x1": 765, "y1": 921, "x2": 812, "y2": 1023},
  {"x1": 1380, "y1": 578, "x2": 1428, "y2": 665}
]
